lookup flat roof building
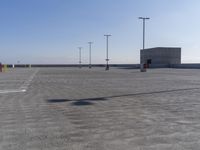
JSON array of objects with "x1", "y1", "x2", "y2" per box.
[{"x1": 140, "y1": 47, "x2": 181, "y2": 67}]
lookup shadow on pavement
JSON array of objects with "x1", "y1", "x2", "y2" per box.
[
  {"x1": 46, "y1": 87, "x2": 200, "y2": 106},
  {"x1": 47, "y1": 97, "x2": 107, "y2": 106},
  {"x1": 71, "y1": 97, "x2": 107, "y2": 106},
  {"x1": 73, "y1": 101, "x2": 93, "y2": 106},
  {"x1": 78, "y1": 97, "x2": 107, "y2": 101},
  {"x1": 47, "y1": 99, "x2": 71, "y2": 103}
]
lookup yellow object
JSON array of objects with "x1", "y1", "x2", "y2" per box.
[{"x1": 2, "y1": 64, "x2": 8, "y2": 72}]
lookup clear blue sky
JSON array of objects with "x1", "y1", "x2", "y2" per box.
[{"x1": 0, "y1": 0, "x2": 200, "y2": 64}]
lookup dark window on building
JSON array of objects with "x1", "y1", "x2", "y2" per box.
[{"x1": 147, "y1": 59, "x2": 152, "y2": 64}]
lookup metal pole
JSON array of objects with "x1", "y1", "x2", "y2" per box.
[
  {"x1": 106, "y1": 36, "x2": 108, "y2": 69},
  {"x1": 139, "y1": 17, "x2": 150, "y2": 50},
  {"x1": 143, "y1": 19, "x2": 145, "y2": 50},
  {"x1": 139, "y1": 17, "x2": 150, "y2": 71},
  {"x1": 104, "y1": 35, "x2": 111, "y2": 70},
  {"x1": 88, "y1": 42, "x2": 93, "y2": 68},
  {"x1": 78, "y1": 47, "x2": 82, "y2": 68}
]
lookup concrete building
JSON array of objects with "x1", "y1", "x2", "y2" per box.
[{"x1": 140, "y1": 47, "x2": 181, "y2": 67}]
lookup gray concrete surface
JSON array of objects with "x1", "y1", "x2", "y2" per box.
[{"x1": 1, "y1": 67, "x2": 200, "y2": 150}]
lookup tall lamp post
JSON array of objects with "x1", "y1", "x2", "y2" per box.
[
  {"x1": 88, "y1": 42, "x2": 93, "y2": 68},
  {"x1": 138, "y1": 17, "x2": 150, "y2": 50},
  {"x1": 104, "y1": 34, "x2": 111, "y2": 70},
  {"x1": 139, "y1": 17, "x2": 150, "y2": 71},
  {"x1": 78, "y1": 47, "x2": 82, "y2": 68}
]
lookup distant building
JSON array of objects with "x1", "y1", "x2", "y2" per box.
[{"x1": 140, "y1": 47, "x2": 181, "y2": 67}]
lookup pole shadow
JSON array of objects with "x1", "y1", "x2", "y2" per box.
[
  {"x1": 46, "y1": 97, "x2": 107, "y2": 106},
  {"x1": 47, "y1": 99, "x2": 72, "y2": 103},
  {"x1": 46, "y1": 87, "x2": 200, "y2": 106}
]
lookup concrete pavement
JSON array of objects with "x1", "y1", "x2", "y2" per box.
[{"x1": 1, "y1": 68, "x2": 200, "y2": 149}]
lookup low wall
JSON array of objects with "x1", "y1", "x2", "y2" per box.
[
  {"x1": 5, "y1": 64, "x2": 200, "y2": 69},
  {"x1": 149, "y1": 64, "x2": 170, "y2": 68},
  {"x1": 6, "y1": 64, "x2": 140, "y2": 68},
  {"x1": 171, "y1": 64, "x2": 200, "y2": 69}
]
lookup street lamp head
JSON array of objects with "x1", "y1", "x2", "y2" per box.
[
  {"x1": 104, "y1": 34, "x2": 112, "y2": 37},
  {"x1": 139, "y1": 17, "x2": 150, "y2": 20}
]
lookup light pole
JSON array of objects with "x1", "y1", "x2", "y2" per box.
[
  {"x1": 138, "y1": 17, "x2": 150, "y2": 50},
  {"x1": 78, "y1": 47, "x2": 82, "y2": 68},
  {"x1": 88, "y1": 42, "x2": 93, "y2": 68},
  {"x1": 139, "y1": 17, "x2": 150, "y2": 71},
  {"x1": 104, "y1": 34, "x2": 111, "y2": 70}
]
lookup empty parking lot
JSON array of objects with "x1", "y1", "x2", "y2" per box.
[{"x1": 1, "y1": 67, "x2": 200, "y2": 150}]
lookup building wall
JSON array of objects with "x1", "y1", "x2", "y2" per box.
[{"x1": 140, "y1": 47, "x2": 181, "y2": 65}]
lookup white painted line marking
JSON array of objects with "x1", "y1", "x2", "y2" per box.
[
  {"x1": 21, "y1": 89, "x2": 26, "y2": 92},
  {"x1": 20, "y1": 69, "x2": 39, "y2": 91},
  {"x1": 0, "y1": 89, "x2": 26, "y2": 94},
  {"x1": 0, "y1": 69, "x2": 39, "y2": 94}
]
